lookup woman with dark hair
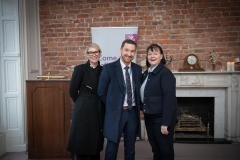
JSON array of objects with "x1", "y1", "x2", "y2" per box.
[
  {"x1": 140, "y1": 44, "x2": 177, "y2": 160},
  {"x1": 67, "y1": 43, "x2": 105, "y2": 160}
]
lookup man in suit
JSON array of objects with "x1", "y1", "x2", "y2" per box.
[{"x1": 97, "y1": 39, "x2": 142, "y2": 160}]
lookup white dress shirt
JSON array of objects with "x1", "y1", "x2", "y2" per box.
[{"x1": 120, "y1": 59, "x2": 136, "y2": 106}]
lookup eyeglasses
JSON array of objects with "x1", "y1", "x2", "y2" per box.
[{"x1": 87, "y1": 51, "x2": 100, "y2": 56}]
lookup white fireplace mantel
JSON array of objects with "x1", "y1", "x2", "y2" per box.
[{"x1": 173, "y1": 71, "x2": 240, "y2": 143}]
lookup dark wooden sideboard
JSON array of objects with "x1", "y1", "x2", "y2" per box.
[{"x1": 26, "y1": 80, "x2": 72, "y2": 159}]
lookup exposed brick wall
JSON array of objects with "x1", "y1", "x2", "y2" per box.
[{"x1": 39, "y1": 0, "x2": 240, "y2": 78}]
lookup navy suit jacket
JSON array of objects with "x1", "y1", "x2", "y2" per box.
[
  {"x1": 141, "y1": 62, "x2": 177, "y2": 126},
  {"x1": 97, "y1": 59, "x2": 142, "y2": 143}
]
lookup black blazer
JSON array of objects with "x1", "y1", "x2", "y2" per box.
[{"x1": 141, "y1": 62, "x2": 177, "y2": 126}]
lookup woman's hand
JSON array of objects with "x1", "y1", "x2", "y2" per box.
[{"x1": 161, "y1": 125, "x2": 169, "y2": 135}]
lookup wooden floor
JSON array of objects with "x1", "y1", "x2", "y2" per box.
[{"x1": 1, "y1": 141, "x2": 240, "y2": 160}]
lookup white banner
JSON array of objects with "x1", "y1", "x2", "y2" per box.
[{"x1": 91, "y1": 27, "x2": 138, "y2": 65}]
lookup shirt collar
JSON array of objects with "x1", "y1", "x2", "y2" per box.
[
  {"x1": 148, "y1": 63, "x2": 159, "y2": 72},
  {"x1": 120, "y1": 58, "x2": 131, "y2": 69}
]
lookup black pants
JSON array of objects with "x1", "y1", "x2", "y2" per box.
[
  {"x1": 144, "y1": 113, "x2": 176, "y2": 160},
  {"x1": 75, "y1": 153, "x2": 100, "y2": 160}
]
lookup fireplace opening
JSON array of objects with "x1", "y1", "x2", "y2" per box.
[{"x1": 175, "y1": 97, "x2": 214, "y2": 139}]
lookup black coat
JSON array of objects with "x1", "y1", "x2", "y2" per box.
[
  {"x1": 141, "y1": 62, "x2": 177, "y2": 126},
  {"x1": 67, "y1": 61, "x2": 105, "y2": 155}
]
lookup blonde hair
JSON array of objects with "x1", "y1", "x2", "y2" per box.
[{"x1": 85, "y1": 43, "x2": 102, "y2": 54}]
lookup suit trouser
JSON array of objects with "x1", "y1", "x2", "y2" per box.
[
  {"x1": 144, "y1": 113, "x2": 176, "y2": 160},
  {"x1": 105, "y1": 107, "x2": 138, "y2": 160}
]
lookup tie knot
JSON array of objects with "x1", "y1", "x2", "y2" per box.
[{"x1": 124, "y1": 66, "x2": 129, "y2": 71}]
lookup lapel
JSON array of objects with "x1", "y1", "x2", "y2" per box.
[
  {"x1": 141, "y1": 63, "x2": 164, "y2": 83},
  {"x1": 115, "y1": 59, "x2": 125, "y2": 92},
  {"x1": 151, "y1": 62, "x2": 164, "y2": 75},
  {"x1": 131, "y1": 62, "x2": 136, "y2": 91},
  {"x1": 85, "y1": 61, "x2": 102, "y2": 91},
  {"x1": 142, "y1": 69, "x2": 149, "y2": 83}
]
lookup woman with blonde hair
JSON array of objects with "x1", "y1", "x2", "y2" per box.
[{"x1": 67, "y1": 43, "x2": 105, "y2": 160}]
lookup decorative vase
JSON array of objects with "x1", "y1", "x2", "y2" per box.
[{"x1": 212, "y1": 64, "x2": 216, "y2": 71}]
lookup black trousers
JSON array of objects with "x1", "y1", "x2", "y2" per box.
[
  {"x1": 75, "y1": 153, "x2": 100, "y2": 160},
  {"x1": 144, "y1": 113, "x2": 176, "y2": 160}
]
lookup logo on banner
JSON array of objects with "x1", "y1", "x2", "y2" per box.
[{"x1": 125, "y1": 34, "x2": 138, "y2": 43}]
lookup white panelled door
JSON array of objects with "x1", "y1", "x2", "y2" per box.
[{"x1": 0, "y1": 0, "x2": 26, "y2": 154}]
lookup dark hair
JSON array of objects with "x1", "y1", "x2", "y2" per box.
[
  {"x1": 146, "y1": 44, "x2": 166, "y2": 67},
  {"x1": 121, "y1": 39, "x2": 137, "y2": 48}
]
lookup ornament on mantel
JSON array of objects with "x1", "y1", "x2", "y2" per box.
[
  {"x1": 165, "y1": 54, "x2": 173, "y2": 68},
  {"x1": 140, "y1": 59, "x2": 148, "y2": 72},
  {"x1": 209, "y1": 50, "x2": 221, "y2": 71}
]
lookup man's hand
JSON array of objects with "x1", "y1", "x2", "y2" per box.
[{"x1": 161, "y1": 125, "x2": 169, "y2": 135}]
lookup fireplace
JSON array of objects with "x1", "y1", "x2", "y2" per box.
[
  {"x1": 173, "y1": 72, "x2": 240, "y2": 143},
  {"x1": 175, "y1": 97, "x2": 214, "y2": 138},
  {"x1": 176, "y1": 87, "x2": 226, "y2": 140}
]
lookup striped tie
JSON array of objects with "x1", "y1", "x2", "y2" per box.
[{"x1": 124, "y1": 66, "x2": 132, "y2": 110}]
